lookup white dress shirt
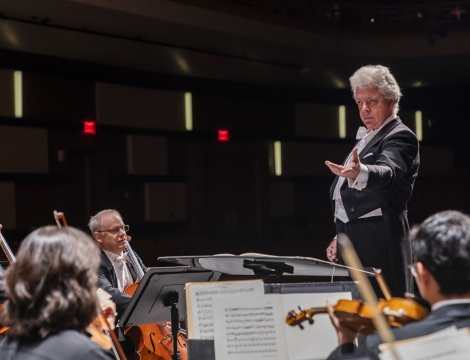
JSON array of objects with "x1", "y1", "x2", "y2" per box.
[
  {"x1": 103, "y1": 249, "x2": 134, "y2": 292},
  {"x1": 333, "y1": 114, "x2": 395, "y2": 224},
  {"x1": 431, "y1": 299, "x2": 470, "y2": 312}
]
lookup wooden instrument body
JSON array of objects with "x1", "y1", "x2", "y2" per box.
[
  {"x1": 124, "y1": 284, "x2": 187, "y2": 360},
  {"x1": 286, "y1": 298, "x2": 430, "y2": 335}
]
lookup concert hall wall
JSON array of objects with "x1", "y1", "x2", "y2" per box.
[{"x1": 0, "y1": 50, "x2": 467, "y2": 268}]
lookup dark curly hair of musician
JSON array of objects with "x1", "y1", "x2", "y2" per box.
[
  {"x1": 0, "y1": 226, "x2": 101, "y2": 339},
  {"x1": 411, "y1": 210, "x2": 470, "y2": 295}
]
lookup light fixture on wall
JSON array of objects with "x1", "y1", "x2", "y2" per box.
[
  {"x1": 14, "y1": 71, "x2": 22, "y2": 118},
  {"x1": 274, "y1": 141, "x2": 282, "y2": 176},
  {"x1": 415, "y1": 111, "x2": 423, "y2": 141},
  {"x1": 185, "y1": 92, "x2": 193, "y2": 131},
  {"x1": 339, "y1": 105, "x2": 346, "y2": 138}
]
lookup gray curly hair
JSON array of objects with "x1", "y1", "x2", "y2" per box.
[{"x1": 349, "y1": 65, "x2": 402, "y2": 115}]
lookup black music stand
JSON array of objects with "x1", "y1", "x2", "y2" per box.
[{"x1": 118, "y1": 266, "x2": 218, "y2": 360}]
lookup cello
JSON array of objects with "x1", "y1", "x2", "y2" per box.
[{"x1": 123, "y1": 236, "x2": 188, "y2": 360}]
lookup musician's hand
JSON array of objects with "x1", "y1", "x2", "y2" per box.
[
  {"x1": 326, "y1": 240, "x2": 338, "y2": 262},
  {"x1": 100, "y1": 299, "x2": 117, "y2": 330},
  {"x1": 325, "y1": 147, "x2": 361, "y2": 180},
  {"x1": 326, "y1": 300, "x2": 358, "y2": 345}
]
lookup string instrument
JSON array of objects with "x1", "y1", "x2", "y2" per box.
[
  {"x1": 53, "y1": 211, "x2": 127, "y2": 360},
  {"x1": 286, "y1": 294, "x2": 429, "y2": 335},
  {"x1": 0, "y1": 226, "x2": 15, "y2": 335},
  {"x1": 123, "y1": 237, "x2": 188, "y2": 360},
  {"x1": 286, "y1": 258, "x2": 429, "y2": 335}
]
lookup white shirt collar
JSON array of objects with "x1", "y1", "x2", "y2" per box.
[
  {"x1": 432, "y1": 299, "x2": 470, "y2": 312},
  {"x1": 103, "y1": 249, "x2": 124, "y2": 262}
]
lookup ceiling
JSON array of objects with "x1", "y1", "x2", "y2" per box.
[{"x1": 0, "y1": 0, "x2": 469, "y2": 89}]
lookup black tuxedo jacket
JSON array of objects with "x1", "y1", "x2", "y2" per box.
[
  {"x1": 329, "y1": 118, "x2": 419, "y2": 295},
  {"x1": 327, "y1": 303, "x2": 470, "y2": 359},
  {"x1": 329, "y1": 118, "x2": 419, "y2": 220},
  {"x1": 97, "y1": 250, "x2": 146, "y2": 317}
]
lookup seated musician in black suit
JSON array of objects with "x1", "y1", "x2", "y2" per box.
[
  {"x1": 327, "y1": 210, "x2": 470, "y2": 359},
  {"x1": 0, "y1": 226, "x2": 115, "y2": 360},
  {"x1": 89, "y1": 209, "x2": 146, "y2": 318}
]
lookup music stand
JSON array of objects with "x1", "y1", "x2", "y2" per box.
[{"x1": 118, "y1": 266, "x2": 218, "y2": 360}]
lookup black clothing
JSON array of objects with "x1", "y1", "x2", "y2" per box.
[
  {"x1": 97, "y1": 250, "x2": 146, "y2": 318},
  {"x1": 0, "y1": 329, "x2": 114, "y2": 360},
  {"x1": 327, "y1": 303, "x2": 470, "y2": 359},
  {"x1": 330, "y1": 118, "x2": 419, "y2": 297}
]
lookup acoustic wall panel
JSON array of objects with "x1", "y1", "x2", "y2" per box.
[
  {"x1": 145, "y1": 183, "x2": 187, "y2": 222},
  {"x1": 96, "y1": 82, "x2": 186, "y2": 130},
  {"x1": 0, "y1": 69, "x2": 14, "y2": 118},
  {"x1": 127, "y1": 135, "x2": 168, "y2": 175},
  {"x1": 419, "y1": 146, "x2": 453, "y2": 175},
  {"x1": 281, "y1": 142, "x2": 353, "y2": 176},
  {"x1": 0, "y1": 182, "x2": 16, "y2": 229},
  {"x1": 295, "y1": 103, "x2": 357, "y2": 138},
  {"x1": 269, "y1": 182, "x2": 295, "y2": 217},
  {"x1": 0, "y1": 126, "x2": 48, "y2": 173}
]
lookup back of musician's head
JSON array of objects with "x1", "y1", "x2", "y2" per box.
[
  {"x1": 0, "y1": 226, "x2": 100, "y2": 339},
  {"x1": 411, "y1": 210, "x2": 470, "y2": 295}
]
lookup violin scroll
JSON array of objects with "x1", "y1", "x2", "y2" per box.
[{"x1": 286, "y1": 306, "x2": 325, "y2": 330}]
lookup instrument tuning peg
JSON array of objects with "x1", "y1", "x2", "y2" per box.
[
  {"x1": 298, "y1": 306, "x2": 304, "y2": 312},
  {"x1": 298, "y1": 324, "x2": 304, "y2": 330}
]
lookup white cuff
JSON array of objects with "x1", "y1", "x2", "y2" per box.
[{"x1": 348, "y1": 164, "x2": 369, "y2": 190}]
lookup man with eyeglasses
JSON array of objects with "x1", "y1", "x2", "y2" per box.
[
  {"x1": 89, "y1": 209, "x2": 145, "y2": 318},
  {"x1": 326, "y1": 210, "x2": 470, "y2": 359}
]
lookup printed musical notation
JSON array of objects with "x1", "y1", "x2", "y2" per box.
[
  {"x1": 223, "y1": 305, "x2": 278, "y2": 356},
  {"x1": 187, "y1": 280, "x2": 264, "y2": 340},
  {"x1": 213, "y1": 294, "x2": 288, "y2": 360}
]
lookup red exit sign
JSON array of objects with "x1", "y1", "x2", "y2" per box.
[{"x1": 218, "y1": 129, "x2": 229, "y2": 141}]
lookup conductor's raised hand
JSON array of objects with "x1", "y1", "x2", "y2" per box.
[{"x1": 325, "y1": 147, "x2": 361, "y2": 180}]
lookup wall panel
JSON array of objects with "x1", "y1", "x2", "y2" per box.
[
  {"x1": 96, "y1": 83, "x2": 186, "y2": 130},
  {"x1": 0, "y1": 126, "x2": 48, "y2": 173}
]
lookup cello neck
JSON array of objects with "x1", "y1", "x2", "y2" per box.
[
  {"x1": 0, "y1": 229, "x2": 16, "y2": 264},
  {"x1": 125, "y1": 238, "x2": 145, "y2": 281}
]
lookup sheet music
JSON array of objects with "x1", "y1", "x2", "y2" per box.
[
  {"x1": 379, "y1": 326, "x2": 470, "y2": 360},
  {"x1": 213, "y1": 294, "x2": 288, "y2": 360},
  {"x1": 282, "y1": 292, "x2": 352, "y2": 360},
  {"x1": 186, "y1": 280, "x2": 264, "y2": 340}
]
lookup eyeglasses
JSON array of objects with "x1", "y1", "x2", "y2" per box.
[
  {"x1": 408, "y1": 264, "x2": 418, "y2": 277},
  {"x1": 97, "y1": 225, "x2": 129, "y2": 235}
]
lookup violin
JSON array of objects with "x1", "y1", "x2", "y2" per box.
[
  {"x1": 287, "y1": 233, "x2": 430, "y2": 339},
  {"x1": 286, "y1": 294, "x2": 429, "y2": 335},
  {"x1": 53, "y1": 211, "x2": 127, "y2": 360}
]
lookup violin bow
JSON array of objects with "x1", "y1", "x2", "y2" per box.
[{"x1": 337, "y1": 232, "x2": 401, "y2": 360}]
